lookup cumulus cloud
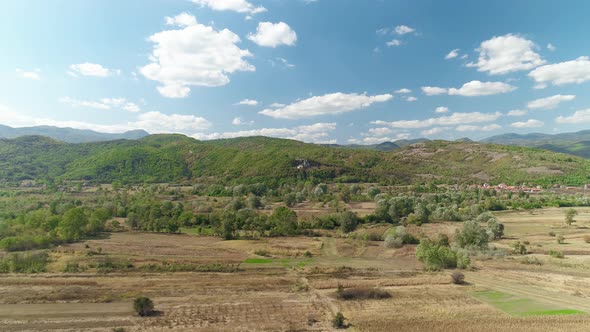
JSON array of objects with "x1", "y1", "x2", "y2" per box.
[
  {"x1": 421, "y1": 127, "x2": 448, "y2": 136},
  {"x1": 435, "y1": 106, "x2": 449, "y2": 114},
  {"x1": 467, "y1": 34, "x2": 545, "y2": 75},
  {"x1": 394, "y1": 88, "x2": 411, "y2": 94},
  {"x1": 394, "y1": 25, "x2": 415, "y2": 35},
  {"x1": 547, "y1": 43, "x2": 556, "y2": 51},
  {"x1": 190, "y1": 0, "x2": 266, "y2": 14},
  {"x1": 16, "y1": 68, "x2": 41, "y2": 80},
  {"x1": 140, "y1": 14, "x2": 254, "y2": 98},
  {"x1": 0, "y1": 105, "x2": 210, "y2": 134},
  {"x1": 386, "y1": 39, "x2": 401, "y2": 47},
  {"x1": 269, "y1": 103, "x2": 286, "y2": 108},
  {"x1": 192, "y1": 122, "x2": 337, "y2": 144},
  {"x1": 510, "y1": 119, "x2": 544, "y2": 128},
  {"x1": 259, "y1": 92, "x2": 393, "y2": 119},
  {"x1": 527, "y1": 94, "x2": 575, "y2": 110},
  {"x1": 556, "y1": 109, "x2": 590, "y2": 124},
  {"x1": 507, "y1": 109, "x2": 527, "y2": 116},
  {"x1": 422, "y1": 81, "x2": 516, "y2": 97},
  {"x1": 372, "y1": 112, "x2": 502, "y2": 129},
  {"x1": 68, "y1": 63, "x2": 117, "y2": 77},
  {"x1": 235, "y1": 99, "x2": 259, "y2": 106},
  {"x1": 528, "y1": 56, "x2": 590, "y2": 88},
  {"x1": 405, "y1": 96, "x2": 417, "y2": 102},
  {"x1": 456, "y1": 124, "x2": 501, "y2": 132},
  {"x1": 58, "y1": 97, "x2": 141, "y2": 113},
  {"x1": 232, "y1": 117, "x2": 254, "y2": 126},
  {"x1": 248, "y1": 22, "x2": 297, "y2": 47},
  {"x1": 445, "y1": 49, "x2": 460, "y2": 60},
  {"x1": 165, "y1": 12, "x2": 197, "y2": 27}
]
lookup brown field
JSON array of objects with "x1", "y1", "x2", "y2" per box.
[{"x1": 3, "y1": 207, "x2": 590, "y2": 331}]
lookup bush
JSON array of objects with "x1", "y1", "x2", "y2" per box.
[
  {"x1": 332, "y1": 312, "x2": 346, "y2": 329},
  {"x1": 415, "y1": 239, "x2": 469, "y2": 271},
  {"x1": 384, "y1": 235, "x2": 403, "y2": 248},
  {"x1": 450, "y1": 271, "x2": 465, "y2": 285},
  {"x1": 133, "y1": 296, "x2": 154, "y2": 317},
  {"x1": 455, "y1": 220, "x2": 489, "y2": 249},
  {"x1": 548, "y1": 231, "x2": 556, "y2": 237},
  {"x1": 0, "y1": 251, "x2": 49, "y2": 273},
  {"x1": 336, "y1": 287, "x2": 392, "y2": 300},
  {"x1": 520, "y1": 256, "x2": 543, "y2": 265},
  {"x1": 549, "y1": 250, "x2": 564, "y2": 259},
  {"x1": 556, "y1": 235, "x2": 565, "y2": 244},
  {"x1": 511, "y1": 241, "x2": 528, "y2": 255}
]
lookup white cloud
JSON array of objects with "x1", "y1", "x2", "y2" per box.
[
  {"x1": 456, "y1": 124, "x2": 501, "y2": 132},
  {"x1": 394, "y1": 25, "x2": 415, "y2": 35},
  {"x1": 359, "y1": 134, "x2": 410, "y2": 144},
  {"x1": 0, "y1": 105, "x2": 209, "y2": 134},
  {"x1": 527, "y1": 94, "x2": 575, "y2": 110},
  {"x1": 190, "y1": 0, "x2": 266, "y2": 14},
  {"x1": 192, "y1": 122, "x2": 337, "y2": 144},
  {"x1": 445, "y1": 49, "x2": 460, "y2": 60},
  {"x1": 235, "y1": 99, "x2": 259, "y2": 106},
  {"x1": 422, "y1": 81, "x2": 516, "y2": 97},
  {"x1": 507, "y1": 109, "x2": 527, "y2": 116},
  {"x1": 421, "y1": 127, "x2": 448, "y2": 136},
  {"x1": 510, "y1": 119, "x2": 544, "y2": 128},
  {"x1": 421, "y1": 86, "x2": 448, "y2": 96},
  {"x1": 547, "y1": 43, "x2": 556, "y2": 51},
  {"x1": 270, "y1": 57, "x2": 295, "y2": 68},
  {"x1": 259, "y1": 92, "x2": 393, "y2": 119},
  {"x1": 368, "y1": 127, "x2": 396, "y2": 136},
  {"x1": 269, "y1": 103, "x2": 286, "y2": 108},
  {"x1": 232, "y1": 117, "x2": 254, "y2": 126},
  {"x1": 68, "y1": 63, "x2": 117, "y2": 77},
  {"x1": 386, "y1": 39, "x2": 401, "y2": 47},
  {"x1": 435, "y1": 106, "x2": 449, "y2": 114},
  {"x1": 141, "y1": 14, "x2": 254, "y2": 98},
  {"x1": 405, "y1": 96, "x2": 417, "y2": 102},
  {"x1": 16, "y1": 68, "x2": 41, "y2": 80},
  {"x1": 556, "y1": 109, "x2": 590, "y2": 124},
  {"x1": 135, "y1": 111, "x2": 211, "y2": 132},
  {"x1": 165, "y1": 12, "x2": 197, "y2": 27},
  {"x1": 394, "y1": 88, "x2": 411, "y2": 94},
  {"x1": 372, "y1": 112, "x2": 502, "y2": 129},
  {"x1": 248, "y1": 22, "x2": 297, "y2": 48},
  {"x1": 528, "y1": 56, "x2": 590, "y2": 88},
  {"x1": 466, "y1": 34, "x2": 545, "y2": 75},
  {"x1": 59, "y1": 97, "x2": 141, "y2": 113}
]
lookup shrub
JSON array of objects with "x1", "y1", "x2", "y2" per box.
[
  {"x1": 557, "y1": 235, "x2": 565, "y2": 244},
  {"x1": 332, "y1": 312, "x2": 346, "y2": 329},
  {"x1": 336, "y1": 287, "x2": 391, "y2": 300},
  {"x1": 565, "y1": 208, "x2": 578, "y2": 226},
  {"x1": 549, "y1": 250, "x2": 564, "y2": 259},
  {"x1": 455, "y1": 220, "x2": 489, "y2": 249},
  {"x1": 450, "y1": 271, "x2": 465, "y2": 285},
  {"x1": 520, "y1": 257, "x2": 543, "y2": 265},
  {"x1": 511, "y1": 241, "x2": 528, "y2": 255},
  {"x1": 384, "y1": 235, "x2": 403, "y2": 248},
  {"x1": 0, "y1": 251, "x2": 49, "y2": 273},
  {"x1": 548, "y1": 231, "x2": 556, "y2": 237},
  {"x1": 133, "y1": 296, "x2": 154, "y2": 317},
  {"x1": 415, "y1": 239, "x2": 469, "y2": 271}
]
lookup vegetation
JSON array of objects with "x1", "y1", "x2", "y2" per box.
[
  {"x1": 133, "y1": 296, "x2": 155, "y2": 317},
  {"x1": 416, "y1": 239, "x2": 470, "y2": 271},
  {"x1": 565, "y1": 208, "x2": 578, "y2": 225},
  {"x1": 451, "y1": 271, "x2": 465, "y2": 285},
  {"x1": 332, "y1": 312, "x2": 346, "y2": 329}
]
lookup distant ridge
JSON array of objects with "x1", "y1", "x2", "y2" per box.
[
  {"x1": 0, "y1": 124, "x2": 149, "y2": 143},
  {"x1": 481, "y1": 130, "x2": 590, "y2": 158}
]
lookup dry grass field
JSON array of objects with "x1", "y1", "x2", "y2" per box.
[{"x1": 2, "y1": 207, "x2": 590, "y2": 331}]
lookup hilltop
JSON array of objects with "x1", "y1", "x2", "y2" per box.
[
  {"x1": 481, "y1": 130, "x2": 590, "y2": 158},
  {"x1": 0, "y1": 124, "x2": 149, "y2": 143},
  {"x1": 0, "y1": 134, "x2": 588, "y2": 187}
]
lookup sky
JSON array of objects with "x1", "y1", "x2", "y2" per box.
[{"x1": 2, "y1": 0, "x2": 590, "y2": 145}]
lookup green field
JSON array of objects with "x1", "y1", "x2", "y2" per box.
[{"x1": 472, "y1": 290, "x2": 585, "y2": 317}]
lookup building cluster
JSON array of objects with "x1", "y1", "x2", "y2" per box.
[{"x1": 477, "y1": 183, "x2": 543, "y2": 193}]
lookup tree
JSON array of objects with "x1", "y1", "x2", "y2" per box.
[
  {"x1": 486, "y1": 218, "x2": 504, "y2": 240},
  {"x1": 565, "y1": 208, "x2": 578, "y2": 226},
  {"x1": 332, "y1": 312, "x2": 346, "y2": 329},
  {"x1": 339, "y1": 211, "x2": 358, "y2": 233},
  {"x1": 270, "y1": 207, "x2": 298, "y2": 236},
  {"x1": 58, "y1": 208, "x2": 88, "y2": 242},
  {"x1": 455, "y1": 220, "x2": 489, "y2": 249},
  {"x1": 133, "y1": 296, "x2": 154, "y2": 317}
]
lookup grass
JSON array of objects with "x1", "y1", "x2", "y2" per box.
[
  {"x1": 472, "y1": 290, "x2": 585, "y2": 317},
  {"x1": 243, "y1": 258, "x2": 274, "y2": 264}
]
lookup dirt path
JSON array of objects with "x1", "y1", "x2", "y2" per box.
[{"x1": 467, "y1": 272, "x2": 590, "y2": 313}]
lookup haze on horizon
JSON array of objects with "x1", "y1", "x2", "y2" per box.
[{"x1": 1, "y1": 0, "x2": 590, "y2": 145}]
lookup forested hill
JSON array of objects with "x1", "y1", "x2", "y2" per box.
[
  {"x1": 1, "y1": 134, "x2": 588, "y2": 187},
  {"x1": 0, "y1": 124, "x2": 149, "y2": 143}
]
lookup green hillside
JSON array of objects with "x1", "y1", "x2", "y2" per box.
[{"x1": 0, "y1": 135, "x2": 588, "y2": 187}]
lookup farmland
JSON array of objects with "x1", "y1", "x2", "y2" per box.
[{"x1": 3, "y1": 196, "x2": 590, "y2": 331}]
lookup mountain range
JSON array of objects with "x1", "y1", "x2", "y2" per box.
[{"x1": 0, "y1": 124, "x2": 149, "y2": 143}]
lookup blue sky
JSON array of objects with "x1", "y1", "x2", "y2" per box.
[{"x1": 2, "y1": 0, "x2": 590, "y2": 144}]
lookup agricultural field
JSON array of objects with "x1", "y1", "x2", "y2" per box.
[{"x1": 2, "y1": 203, "x2": 590, "y2": 331}]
